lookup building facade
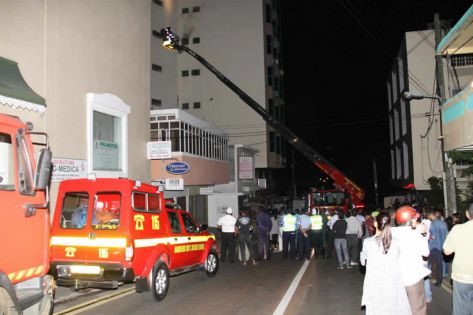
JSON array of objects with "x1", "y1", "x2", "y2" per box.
[
  {"x1": 0, "y1": 0, "x2": 151, "y2": 213},
  {"x1": 388, "y1": 29, "x2": 473, "y2": 195},
  {"x1": 150, "y1": 0, "x2": 285, "y2": 174}
]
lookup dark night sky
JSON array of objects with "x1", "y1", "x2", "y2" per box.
[{"x1": 280, "y1": 1, "x2": 472, "y2": 204}]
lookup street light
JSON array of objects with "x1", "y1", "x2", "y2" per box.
[{"x1": 402, "y1": 90, "x2": 456, "y2": 215}]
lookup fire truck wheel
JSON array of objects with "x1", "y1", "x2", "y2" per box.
[
  {"x1": 0, "y1": 287, "x2": 18, "y2": 315},
  {"x1": 150, "y1": 262, "x2": 170, "y2": 301},
  {"x1": 204, "y1": 250, "x2": 219, "y2": 278}
]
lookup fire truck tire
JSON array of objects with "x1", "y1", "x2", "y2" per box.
[
  {"x1": 204, "y1": 250, "x2": 219, "y2": 278},
  {"x1": 0, "y1": 287, "x2": 18, "y2": 315},
  {"x1": 149, "y1": 262, "x2": 170, "y2": 301}
]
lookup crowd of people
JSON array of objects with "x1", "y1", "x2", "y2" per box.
[{"x1": 216, "y1": 202, "x2": 473, "y2": 315}]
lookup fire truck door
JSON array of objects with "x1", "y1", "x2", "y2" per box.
[
  {"x1": 180, "y1": 212, "x2": 205, "y2": 265},
  {"x1": 166, "y1": 211, "x2": 187, "y2": 268}
]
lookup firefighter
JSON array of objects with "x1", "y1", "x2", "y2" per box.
[
  {"x1": 281, "y1": 209, "x2": 297, "y2": 260},
  {"x1": 310, "y1": 207, "x2": 324, "y2": 259}
]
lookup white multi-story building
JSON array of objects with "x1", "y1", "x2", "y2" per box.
[
  {"x1": 151, "y1": 0, "x2": 285, "y2": 178},
  {"x1": 387, "y1": 29, "x2": 473, "y2": 197}
]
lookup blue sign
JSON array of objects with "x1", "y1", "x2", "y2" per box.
[{"x1": 166, "y1": 162, "x2": 190, "y2": 175}]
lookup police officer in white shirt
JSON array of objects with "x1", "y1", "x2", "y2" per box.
[{"x1": 218, "y1": 207, "x2": 237, "y2": 263}]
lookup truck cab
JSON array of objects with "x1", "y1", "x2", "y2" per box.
[
  {"x1": 0, "y1": 114, "x2": 54, "y2": 315},
  {"x1": 50, "y1": 178, "x2": 218, "y2": 301}
]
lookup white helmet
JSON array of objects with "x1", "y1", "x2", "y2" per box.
[{"x1": 226, "y1": 207, "x2": 233, "y2": 215}]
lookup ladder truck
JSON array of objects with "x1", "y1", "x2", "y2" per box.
[{"x1": 155, "y1": 27, "x2": 365, "y2": 212}]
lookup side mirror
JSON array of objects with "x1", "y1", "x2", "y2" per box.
[
  {"x1": 35, "y1": 148, "x2": 52, "y2": 190},
  {"x1": 200, "y1": 224, "x2": 208, "y2": 231}
]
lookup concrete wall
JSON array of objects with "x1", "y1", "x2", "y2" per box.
[
  {"x1": 151, "y1": 154, "x2": 229, "y2": 185},
  {"x1": 0, "y1": 0, "x2": 151, "y2": 212},
  {"x1": 405, "y1": 31, "x2": 442, "y2": 191}
]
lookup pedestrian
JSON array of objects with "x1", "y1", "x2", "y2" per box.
[
  {"x1": 297, "y1": 209, "x2": 312, "y2": 260},
  {"x1": 365, "y1": 210, "x2": 379, "y2": 237},
  {"x1": 392, "y1": 206, "x2": 430, "y2": 315},
  {"x1": 443, "y1": 203, "x2": 473, "y2": 315},
  {"x1": 333, "y1": 210, "x2": 350, "y2": 269},
  {"x1": 310, "y1": 207, "x2": 324, "y2": 259},
  {"x1": 270, "y1": 211, "x2": 280, "y2": 252},
  {"x1": 421, "y1": 209, "x2": 433, "y2": 304},
  {"x1": 277, "y1": 208, "x2": 284, "y2": 252},
  {"x1": 345, "y1": 209, "x2": 362, "y2": 265},
  {"x1": 217, "y1": 207, "x2": 237, "y2": 263},
  {"x1": 281, "y1": 209, "x2": 297, "y2": 260},
  {"x1": 427, "y1": 209, "x2": 448, "y2": 287},
  {"x1": 235, "y1": 210, "x2": 257, "y2": 266},
  {"x1": 325, "y1": 209, "x2": 339, "y2": 259},
  {"x1": 361, "y1": 212, "x2": 411, "y2": 315},
  {"x1": 256, "y1": 207, "x2": 272, "y2": 260}
]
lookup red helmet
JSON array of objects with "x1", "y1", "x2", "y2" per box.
[{"x1": 395, "y1": 206, "x2": 419, "y2": 224}]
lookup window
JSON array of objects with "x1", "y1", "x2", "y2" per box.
[
  {"x1": 181, "y1": 212, "x2": 198, "y2": 233},
  {"x1": 191, "y1": 69, "x2": 200, "y2": 76},
  {"x1": 151, "y1": 99, "x2": 162, "y2": 109},
  {"x1": 153, "y1": 0, "x2": 162, "y2": 6},
  {"x1": 182, "y1": 7, "x2": 189, "y2": 14},
  {"x1": 267, "y1": 66, "x2": 273, "y2": 86},
  {"x1": 132, "y1": 192, "x2": 160, "y2": 213},
  {"x1": 182, "y1": 103, "x2": 189, "y2": 110},
  {"x1": 59, "y1": 193, "x2": 89, "y2": 229},
  {"x1": 192, "y1": 37, "x2": 200, "y2": 44},
  {"x1": 269, "y1": 131, "x2": 275, "y2": 152},
  {"x1": 132, "y1": 192, "x2": 146, "y2": 211},
  {"x1": 266, "y1": 35, "x2": 272, "y2": 54},
  {"x1": 192, "y1": 6, "x2": 200, "y2": 12},
  {"x1": 181, "y1": 38, "x2": 189, "y2": 45},
  {"x1": 152, "y1": 64, "x2": 162, "y2": 72},
  {"x1": 265, "y1": 4, "x2": 271, "y2": 23},
  {"x1": 193, "y1": 102, "x2": 201, "y2": 109},
  {"x1": 182, "y1": 70, "x2": 189, "y2": 77},
  {"x1": 0, "y1": 133, "x2": 14, "y2": 190},
  {"x1": 87, "y1": 93, "x2": 130, "y2": 178},
  {"x1": 168, "y1": 212, "x2": 182, "y2": 233},
  {"x1": 268, "y1": 98, "x2": 274, "y2": 115},
  {"x1": 92, "y1": 192, "x2": 121, "y2": 230},
  {"x1": 451, "y1": 54, "x2": 473, "y2": 67}
]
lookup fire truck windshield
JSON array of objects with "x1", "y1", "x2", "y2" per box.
[{"x1": 313, "y1": 192, "x2": 345, "y2": 206}]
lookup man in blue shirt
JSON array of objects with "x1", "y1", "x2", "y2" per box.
[
  {"x1": 428, "y1": 209, "x2": 448, "y2": 286},
  {"x1": 297, "y1": 209, "x2": 312, "y2": 260}
]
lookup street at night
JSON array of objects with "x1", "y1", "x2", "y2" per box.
[
  {"x1": 53, "y1": 254, "x2": 452, "y2": 315},
  {"x1": 2, "y1": 1, "x2": 473, "y2": 314}
]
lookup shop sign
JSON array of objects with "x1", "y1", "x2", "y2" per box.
[
  {"x1": 166, "y1": 162, "x2": 190, "y2": 175},
  {"x1": 52, "y1": 158, "x2": 87, "y2": 182}
]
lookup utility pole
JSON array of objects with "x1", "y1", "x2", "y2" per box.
[
  {"x1": 291, "y1": 148, "x2": 297, "y2": 200},
  {"x1": 434, "y1": 12, "x2": 457, "y2": 217},
  {"x1": 372, "y1": 158, "x2": 379, "y2": 207}
]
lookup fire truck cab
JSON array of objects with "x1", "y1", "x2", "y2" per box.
[
  {"x1": 50, "y1": 178, "x2": 218, "y2": 301},
  {"x1": 0, "y1": 114, "x2": 54, "y2": 315}
]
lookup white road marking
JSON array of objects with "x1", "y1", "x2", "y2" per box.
[
  {"x1": 54, "y1": 287, "x2": 135, "y2": 315},
  {"x1": 272, "y1": 259, "x2": 311, "y2": 315}
]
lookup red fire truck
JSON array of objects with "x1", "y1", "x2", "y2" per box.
[
  {"x1": 0, "y1": 114, "x2": 54, "y2": 314},
  {"x1": 156, "y1": 27, "x2": 366, "y2": 210},
  {"x1": 49, "y1": 178, "x2": 218, "y2": 301}
]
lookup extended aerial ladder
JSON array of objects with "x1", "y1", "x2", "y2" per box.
[{"x1": 155, "y1": 27, "x2": 365, "y2": 208}]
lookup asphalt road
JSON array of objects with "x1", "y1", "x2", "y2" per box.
[{"x1": 53, "y1": 253, "x2": 453, "y2": 315}]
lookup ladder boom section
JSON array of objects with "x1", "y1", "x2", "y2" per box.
[{"x1": 157, "y1": 28, "x2": 365, "y2": 204}]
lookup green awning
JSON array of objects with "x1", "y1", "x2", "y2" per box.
[
  {"x1": 436, "y1": 5, "x2": 473, "y2": 55},
  {"x1": 0, "y1": 56, "x2": 46, "y2": 112}
]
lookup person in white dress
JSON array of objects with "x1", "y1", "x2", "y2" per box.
[{"x1": 361, "y1": 212, "x2": 412, "y2": 315}]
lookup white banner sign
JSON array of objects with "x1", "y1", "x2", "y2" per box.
[
  {"x1": 52, "y1": 158, "x2": 87, "y2": 182},
  {"x1": 165, "y1": 178, "x2": 184, "y2": 191},
  {"x1": 238, "y1": 156, "x2": 254, "y2": 180},
  {"x1": 147, "y1": 141, "x2": 172, "y2": 159}
]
